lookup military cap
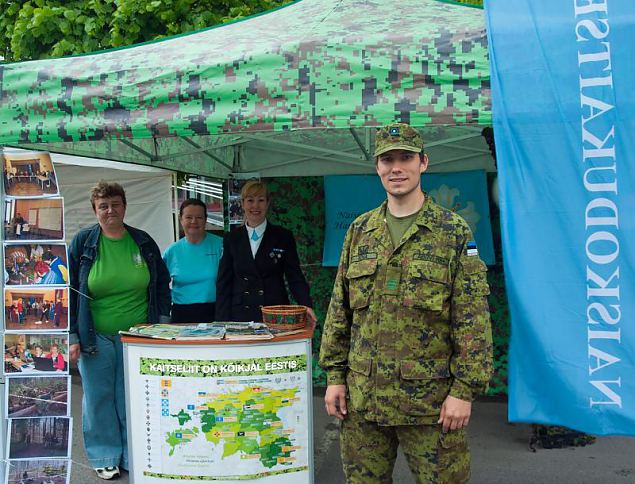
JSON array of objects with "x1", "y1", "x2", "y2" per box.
[{"x1": 374, "y1": 122, "x2": 424, "y2": 157}]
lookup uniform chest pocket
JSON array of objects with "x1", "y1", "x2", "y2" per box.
[
  {"x1": 403, "y1": 260, "x2": 449, "y2": 311},
  {"x1": 346, "y1": 259, "x2": 377, "y2": 310}
]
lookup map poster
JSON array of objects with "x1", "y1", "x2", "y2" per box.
[{"x1": 124, "y1": 339, "x2": 313, "y2": 483}]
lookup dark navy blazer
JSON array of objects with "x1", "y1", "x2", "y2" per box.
[{"x1": 216, "y1": 223, "x2": 312, "y2": 322}]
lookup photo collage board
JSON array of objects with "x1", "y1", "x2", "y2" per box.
[{"x1": 2, "y1": 149, "x2": 72, "y2": 484}]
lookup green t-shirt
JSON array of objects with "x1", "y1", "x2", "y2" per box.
[
  {"x1": 88, "y1": 231, "x2": 150, "y2": 335},
  {"x1": 386, "y1": 208, "x2": 419, "y2": 248}
]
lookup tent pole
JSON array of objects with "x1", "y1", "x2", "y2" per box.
[
  {"x1": 180, "y1": 137, "x2": 233, "y2": 171},
  {"x1": 237, "y1": 133, "x2": 365, "y2": 160},
  {"x1": 172, "y1": 172, "x2": 179, "y2": 243},
  {"x1": 120, "y1": 139, "x2": 157, "y2": 161},
  {"x1": 232, "y1": 145, "x2": 242, "y2": 172},
  {"x1": 349, "y1": 128, "x2": 372, "y2": 161}
]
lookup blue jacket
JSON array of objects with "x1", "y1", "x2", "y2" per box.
[{"x1": 69, "y1": 223, "x2": 171, "y2": 354}]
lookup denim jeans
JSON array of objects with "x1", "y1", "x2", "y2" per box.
[{"x1": 78, "y1": 333, "x2": 128, "y2": 469}]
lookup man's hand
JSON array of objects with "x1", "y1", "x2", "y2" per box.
[
  {"x1": 438, "y1": 395, "x2": 471, "y2": 432},
  {"x1": 69, "y1": 343, "x2": 81, "y2": 364},
  {"x1": 324, "y1": 384, "x2": 348, "y2": 420}
]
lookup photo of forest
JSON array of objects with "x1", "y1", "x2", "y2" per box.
[{"x1": 7, "y1": 376, "x2": 70, "y2": 418}]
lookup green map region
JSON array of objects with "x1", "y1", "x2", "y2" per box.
[
  {"x1": 171, "y1": 409, "x2": 192, "y2": 426},
  {"x1": 165, "y1": 427, "x2": 200, "y2": 456},
  {"x1": 165, "y1": 386, "x2": 301, "y2": 468}
]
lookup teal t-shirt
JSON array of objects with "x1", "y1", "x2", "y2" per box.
[
  {"x1": 162, "y1": 232, "x2": 223, "y2": 304},
  {"x1": 88, "y1": 232, "x2": 150, "y2": 334}
]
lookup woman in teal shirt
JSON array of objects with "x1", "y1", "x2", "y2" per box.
[{"x1": 163, "y1": 198, "x2": 223, "y2": 323}]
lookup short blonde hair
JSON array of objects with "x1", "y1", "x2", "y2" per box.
[{"x1": 240, "y1": 180, "x2": 269, "y2": 201}]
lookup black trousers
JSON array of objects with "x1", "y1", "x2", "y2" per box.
[{"x1": 170, "y1": 303, "x2": 216, "y2": 324}]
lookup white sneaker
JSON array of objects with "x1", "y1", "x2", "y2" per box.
[{"x1": 95, "y1": 466, "x2": 120, "y2": 480}]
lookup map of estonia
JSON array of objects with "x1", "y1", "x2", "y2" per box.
[{"x1": 164, "y1": 385, "x2": 302, "y2": 469}]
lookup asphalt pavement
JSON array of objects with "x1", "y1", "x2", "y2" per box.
[{"x1": 69, "y1": 375, "x2": 635, "y2": 483}]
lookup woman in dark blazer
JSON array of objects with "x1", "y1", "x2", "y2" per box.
[{"x1": 216, "y1": 181, "x2": 316, "y2": 323}]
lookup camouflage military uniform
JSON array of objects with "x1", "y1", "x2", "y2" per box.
[{"x1": 319, "y1": 197, "x2": 493, "y2": 483}]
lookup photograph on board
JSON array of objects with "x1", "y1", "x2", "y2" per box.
[
  {"x1": 4, "y1": 333, "x2": 69, "y2": 375},
  {"x1": 4, "y1": 287, "x2": 69, "y2": 331},
  {"x1": 4, "y1": 198, "x2": 64, "y2": 241},
  {"x1": 5, "y1": 458, "x2": 70, "y2": 484},
  {"x1": 4, "y1": 244, "x2": 69, "y2": 286},
  {"x1": 228, "y1": 195, "x2": 243, "y2": 225},
  {"x1": 2, "y1": 150, "x2": 59, "y2": 197},
  {"x1": 7, "y1": 417, "x2": 72, "y2": 460},
  {"x1": 6, "y1": 376, "x2": 71, "y2": 418}
]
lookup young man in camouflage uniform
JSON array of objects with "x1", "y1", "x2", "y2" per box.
[{"x1": 319, "y1": 122, "x2": 493, "y2": 483}]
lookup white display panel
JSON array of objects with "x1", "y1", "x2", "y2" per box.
[{"x1": 124, "y1": 339, "x2": 314, "y2": 484}]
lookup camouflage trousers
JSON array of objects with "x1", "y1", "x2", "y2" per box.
[{"x1": 340, "y1": 411, "x2": 470, "y2": 484}]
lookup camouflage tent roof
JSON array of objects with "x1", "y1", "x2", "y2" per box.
[{"x1": 0, "y1": 0, "x2": 492, "y2": 177}]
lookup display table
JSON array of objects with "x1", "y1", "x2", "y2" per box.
[{"x1": 122, "y1": 327, "x2": 315, "y2": 484}]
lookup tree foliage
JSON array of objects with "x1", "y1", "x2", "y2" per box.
[{"x1": 0, "y1": 0, "x2": 293, "y2": 62}]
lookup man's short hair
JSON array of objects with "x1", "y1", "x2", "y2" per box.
[{"x1": 90, "y1": 181, "x2": 127, "y2": 211}]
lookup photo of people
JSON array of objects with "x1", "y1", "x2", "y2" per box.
[
  {"x1": 2, "y1": 150, "x2": 59, "y2": 197},
  {"x1": 4, "y1": 333, "x2": 69, "y2": 375},
  {"x1": 5, "y1": 459, "x2": 70, "y2": 484},
  {"x1": 8, "y1": 417, "x2": 71, "y2": 460},
  {"x1": 4, "y1": 198, "x2": 64, "y2": 241},
  {"x1": 4, "y1": 288, "x2": 68, "y2": 331},
  {"x1": 4, "y1": 244, "x2": 69, "y2": 286},
  {"x1": 6, "y1": 376, "x2": 70, "y2": 418},
  {"x1": 228, "y1": 195, "x2": 244, "y2": 225}
]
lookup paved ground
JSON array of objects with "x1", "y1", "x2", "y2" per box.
[{"x1": 69, "y1": 376, "x2": 635, "y2": 483}]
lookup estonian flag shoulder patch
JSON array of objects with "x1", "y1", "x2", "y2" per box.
[{"x1": 466, "y1": 241, "x2": 478, "y2": 257}]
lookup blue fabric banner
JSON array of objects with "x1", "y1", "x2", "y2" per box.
[
  {"x1": 322, "y1": 170, "x2": 494, "y2": 266},
  {"x1": 486, "y1": 0, "x2": 635, "y2": 434}
]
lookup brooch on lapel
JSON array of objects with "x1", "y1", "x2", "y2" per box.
[{"x1": 269, "y1": 247, "x2": 285, "y2": 263}]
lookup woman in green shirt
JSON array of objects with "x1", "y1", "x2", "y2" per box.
[{"x1": 69, "y1": 181, "x2": 170, "y2": 480}]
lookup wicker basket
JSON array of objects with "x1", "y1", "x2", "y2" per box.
[{"x1": 261, "y1": 305, "x2": 307, "y2": 331}]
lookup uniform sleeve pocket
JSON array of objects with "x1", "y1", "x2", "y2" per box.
[
  {"x1": 346, "y1": 260, "x2": 377, "y2": 310},
  {"x1": 400, "y1": 358, "x2": 450, "y2": 380},
  {"x1": 460, "y1": 257, "x2": 490, "y2": 297}
]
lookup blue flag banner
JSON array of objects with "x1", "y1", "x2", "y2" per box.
[
  {"x1": 486, "y1": 0, "x2": 635, "y2": 434},
  {"x1": 322, "y1": 170, "x2": 494, "y2": 266}
]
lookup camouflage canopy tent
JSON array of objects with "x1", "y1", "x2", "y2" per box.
[{"x1": 0, "y1": 0, "x2": 493, "y2": 177}]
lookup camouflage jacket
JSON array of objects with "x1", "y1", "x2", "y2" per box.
[{"x1": 319, "y1": 197, "x2": 493, "y2": 425}]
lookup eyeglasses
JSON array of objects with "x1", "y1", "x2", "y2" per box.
[{"x1": 96, "y1": 202, "x2": 124, "y2": 211}]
